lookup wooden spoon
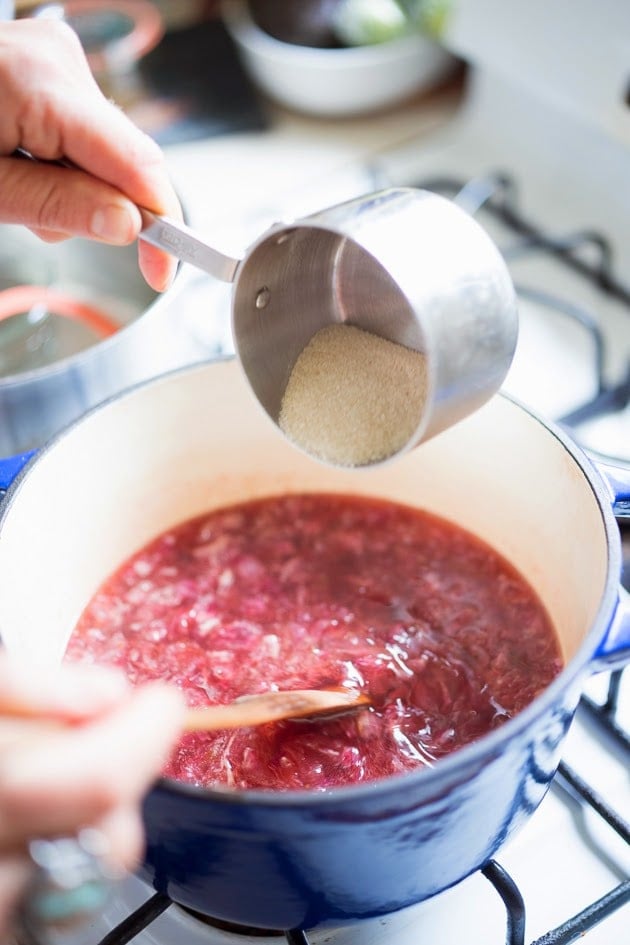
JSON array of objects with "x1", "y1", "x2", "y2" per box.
[
  {"x1": 1, "y1": 686, "x2": 369, "y2": 734},
  {"x1": 183, "y1": 688, "x2": 370, "y2": 732}
]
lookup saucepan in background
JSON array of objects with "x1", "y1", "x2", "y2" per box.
[{"x1": 0, "y1": 223, "x2": 218, "y2": 456}]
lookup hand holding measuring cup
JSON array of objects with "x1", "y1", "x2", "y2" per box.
[{"x1": 0, "y1": 17, "x2": 180, "y2": 292}]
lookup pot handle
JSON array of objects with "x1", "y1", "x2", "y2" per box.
[
  {"x1": 140, "y1": 210, "x2": 240, "y2": 283},
  {"x1": 590, "y1": 460, "x2": 630, "y2": 667},
  {"x1": 0, "y1": 450, "x2": 35, "y2": 493},
  {"x1": 591, "y1": 586, "x2": 630, "y2": 670},
  {"x1": 597, "y1": 460, "x2": 630, "y2": 519}
]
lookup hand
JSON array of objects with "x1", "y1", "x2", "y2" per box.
[
  {"x1": 0, "y1": 653, "x2": 185, "y2": 940},
  {"x1": 0, "y1": 17, "x2": 182, "y2": 291}
]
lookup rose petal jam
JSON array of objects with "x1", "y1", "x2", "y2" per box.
[{"x1": 66, "y1": 494, "x2": 563, "y2": 791}]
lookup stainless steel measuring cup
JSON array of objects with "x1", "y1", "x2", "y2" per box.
[{"x1": 141, "y1": 187, "x2": 518, "y2": 461}]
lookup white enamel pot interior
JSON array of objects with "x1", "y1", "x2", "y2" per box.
[
  {"x1": 0, "y1": 357, "x2": 621, "y2": 672},
  {"x1": 0, "y1": 357, "x2": 628, "y2": 927}
]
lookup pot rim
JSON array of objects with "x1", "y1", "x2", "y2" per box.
[
  {"x1": 0, "y1": 357, "x2": 623, "y2": 807},
  {"x1": 0, "y1": 191, "x2": 192, "y2": 391},
  {"x1": 0, "y1": 269, "x2": 187, "y2": 389}
]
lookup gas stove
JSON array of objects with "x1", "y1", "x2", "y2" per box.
[{"x1": 18, "y1": 2, "x2": 630, "y2": 943}]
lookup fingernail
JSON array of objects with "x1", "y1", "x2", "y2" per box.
[
  {"x1": 158, "y1": 259, "x2": 178, "y2": 293},
  {"x1": 90, "y1": 204, "x2": 137, "y2": 244}
]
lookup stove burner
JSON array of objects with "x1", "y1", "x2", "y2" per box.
[
  {"x1": 95, "y1": 806, "x2": 630, "y2": 945},
  {"x1": 416, "y1": 172, "x2": 629, "y2": 303},
  {"x1": 176, "y1": 906, "x2": 284, "y2": 937}
]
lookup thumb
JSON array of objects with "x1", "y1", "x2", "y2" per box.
[{"x1": 0, "y1": 155, "x2": 141, "y2": 245}]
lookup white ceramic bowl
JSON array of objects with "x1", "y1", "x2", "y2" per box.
[{"x1": 221, "y1": 0, "x2": 456, "y2": 118}]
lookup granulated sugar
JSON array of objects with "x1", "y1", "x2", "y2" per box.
[{"x1": 279, "y1": 324, "x2": 427, "y2": 466}]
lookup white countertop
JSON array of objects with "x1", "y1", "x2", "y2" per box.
[
  {"x1": 158, "y1": 81, "x2": 463, "y2": 358},
  {"x1": 163, "y1": 83, "x2": 463, "y2": 257}
]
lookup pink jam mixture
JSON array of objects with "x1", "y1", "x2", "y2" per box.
[{"x1": 67, "y1": 494, "x2": 562, "y2": 791}]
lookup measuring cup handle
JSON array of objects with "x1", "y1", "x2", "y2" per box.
[{"x1": 139, "y1": 211, "x2": 241, "y2": 283}]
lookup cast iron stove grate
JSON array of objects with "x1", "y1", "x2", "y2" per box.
[{"x1": 404, "y1": 170, "x2": 630, "y2": 443}]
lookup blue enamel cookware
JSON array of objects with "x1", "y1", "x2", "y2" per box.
[{"x1": 0, "y1": 358, "x2": 629, "y2": 930}]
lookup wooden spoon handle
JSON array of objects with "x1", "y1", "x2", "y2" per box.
[
  {"x1": 183, "y1": 688, "x2": 369, "y2": 732},
  {"x1": 0, "y1": 687, "x2": 369, "y2": 734}
]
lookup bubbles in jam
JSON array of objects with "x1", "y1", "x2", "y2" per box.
[{"x1": 67, "y1": 494, "x2": 563, "y2": 791}]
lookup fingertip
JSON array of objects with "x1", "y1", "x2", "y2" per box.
[
  {"x1": 134, "y1": 680, "x2": 187, "y2": 724},
  {"x1": 94, "y1": 806, "x2": 145, "y2": 874},
  {"x1": 131, "y1": 682, "x2": 187, "y2": 752},
  {"x1": 138, "y1": 243, "x2": 178, "y2": 293}
]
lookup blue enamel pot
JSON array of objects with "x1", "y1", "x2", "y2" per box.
[{"x1": 0, "y1": 358, "x2": 629, "y2": 931}]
